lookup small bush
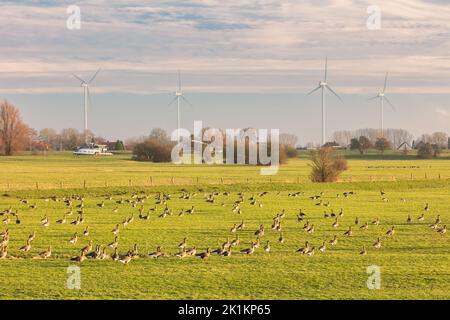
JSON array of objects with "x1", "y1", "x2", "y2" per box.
[
  {"x1": 284, "y1": 145, "x2": 299, "y2": 158},
  {"x1": 417, "y1": 143, "x2": 434, "y2": 159},
  {"x1": 133, "y1": 139, "x2": 174, "y2": 162},
  {"x1": 310, "y1": 147, "x2": 348, "y2": 182}
]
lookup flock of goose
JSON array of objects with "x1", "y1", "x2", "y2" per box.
[{"x1": 0, "y1": 189, "x2": 447, "y2": 263}]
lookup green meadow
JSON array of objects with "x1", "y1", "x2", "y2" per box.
[{"x1": 0, "y1": 152, "x2": 449, "y2": 299}]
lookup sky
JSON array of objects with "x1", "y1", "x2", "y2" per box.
[{"x1": 1, "y1": 0, "x2": 450, "y2": 145}]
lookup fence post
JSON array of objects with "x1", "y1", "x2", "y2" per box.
[
  {"x1": 83, "y1": 180, "x2": 86, "y2": 189},
  {"x1": 129, "y1": 179, "x2": 132, "y2": 187},
  {"x1": 36, "y1": 182, "x2": 39, "y2": 190},
  {"x1": 150, "y1": 177, "x2": 153, "y2": 186},
  {"x1": 171, "y1": 177, "x2": 174, "y2": 185},
  {"x1": 439, "y1": 173, "x2": 441, "y2": 180}
]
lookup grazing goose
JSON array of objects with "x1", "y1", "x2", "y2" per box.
[
  {"x1": 81, "y1": 240, "x2": 93, "y2": 253},
  {"x1": 360, "y1": 222, "x2": 369, "y2": 230},
  {"x1": 196, "y1": 248, "x2": 211, "y2": 260},
  {"x1": 237, "y1": 220, "x2": 245, "y2": 230},
  {"x1": 212, "y1": 244, "x2": 227, "y2": 255},
  {"x1": 71, "y1": 249, "x2": 87, "y2": 262},
  {"x1": 386, "y1": 226, "x2": 395, "y2": 236},
  {"x1": 343, "y1": 226, "x2": 352, "y2": 237},
  {"x1": 306, "y1": 247, "x2": 315, "y2": 256},
  {"x1": 230, "y1": 224, "x2": 237, "y2": 233},
  {"x1": 264, "y1": 241, "x2": 270, "y2": 252},
  {"x1": 70, "y1": 217, "x2": 80, "y2": 226},
  {"x1": 373, "y1": 237, "x2": 381, "y2": 249},
  {"x1": 56, "y1": 215, "x2": 67, "y2": 224},
  {"x1": 332, "y1": 218, "x2": 339, "y2": 228},
  {"x1": 19, "y1": 239, "x2": 32, "y2": 252},
  {"x1": 319, "y1": 241, "x2": 326, "y2": 252},
  {"x1": 435, "y1": 215, "x2": 442, "y2": 225},
  {"x1": 437, "y1": 225, "x2": 447, "y2": 235},
  {"x1": 354, "y1": 217, "x2": 359, "y2": 225},
  {"x1": 39, "y1": 246, "x2": 52, "y2": 259},
  {"x1": 15, "y1": 215, "x2": 20, "y2": 225},
  {"x1": 0, "y1": 229, "x2": 9, "y2": 238},
  {"x1": 255, "y1": 225, "x2": 265, "y2": 237},
  {"x1": 112, "y1": 207, "x2": 119, "y2": 213},
  {"x1": 83, "y1": 226, "x2": 89, "y2": 236},
  {"x1": 306, "y1": 224, "x2": 315, "y2": 235},
  {"x1": 186, "y1": 206, "x2": 195, "y2": 214},
  {"x1": 424, "y1": 203, "x2": 430, "y2": 212},
  {"x1": 28, "y1": 231, "x2": 36, "y2": 242},
  {"x1": 241, "y1": 244, "x2": 255, "y2": 255},
  {"x1": 120, "y1": 254, "x2": 133, "y2": 264},
  {"x1": 69, "y1": 232, "x2": 78, "y2": 244},
  {"x1": 418, "y1": 214, "x2": 425, "y2": 221},
  {"x1": 329, "y1": 235, "x2": 338, "y2": 246},
  {"x1": 2, "y1": 215, "x2": 11, "y2": 224},
  {"x1": 230, "y1": 236, "x2": 240, "y2": 247},
  {"x1": 176, "y1": 248, "x2": 188, "y2": 259},
  {"x1": 360, "y1": 246, "x2": 367, "y2": 255},
  {"x1": 296, "y1": 241, "x2": 310, "y2": 254},
  {"x1": 186, "y1": 246, "x2": 197, "y2": 256},
  {"x1": 149, "y1": 246, "x2": 164, "y2": 258},
  {"x1": 372, "y1": 217, "x2": 380, "y2": 226}
]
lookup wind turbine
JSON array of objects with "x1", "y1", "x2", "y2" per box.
[
  {"x1": 72, "y1": 69, "x2": 101, "y2": 145},
  {"x1": 167, "y1": 70, "x2": 193, "y2": 139},
  {"x1": 306, "y1": 57, "x2": 343, "y2": 146},
  {"x1": 369, "y1": 73, "x2": 396, "y2": 137}
]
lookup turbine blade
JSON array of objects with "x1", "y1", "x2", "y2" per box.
[
  {"x1": 88, "y1": 68, "x2": 101, "y2": 84},
  {"x1": 167, "y1": 96, "x2": 178, "y2": 107},
  {"x1": 306, "y1": 86, "x2": 321, "y2": 96},
  {"x1": 325, "y1": 84, "x2": 343, "y2": 102},
  {"x1": 383, "y1": 72, "x2": 388, "y2": 93},
  {"x1": 368, "y1": 95, "x2": 379, "y2": 101},
  {"x1": 72, "y1": 73, "x2": 85, "y2": 83},
  {"x1": 181, "y1": 95, "x2": 194, "y2": 109},
  {"x1": 324, "y1": 57, "x2": 328, "y2": 82},
  {"x1": 384, "y1": 95, "x2": 396, "y2": 111}
]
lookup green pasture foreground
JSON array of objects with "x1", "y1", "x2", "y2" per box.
[
  {"x1": 0, "y1": 153, "x2": 449, "y2": 299},
  {"x1": 0, "y1": 181, "x2": 449, "y2": 299}
]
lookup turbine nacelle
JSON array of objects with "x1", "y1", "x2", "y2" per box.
[
  {"x1": 175, "y1": 91, "x2": 183, "y2": 96},
  {"x1": 319, "y1": 81, "x2": 327, "y2": 87}
]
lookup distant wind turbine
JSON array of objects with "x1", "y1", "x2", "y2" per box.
[
  {"x1": 167, "y1": 70, "x2": 193, "y2": 139},
  {"x1": 306, "y1": 57, "x2": 343, "y2": 146},
  {"x1": 369, "y1": 73, "x2": 396, "y2": 137},
  {"x1": 72, "y1": 69, "x2": 101, "y2": 145}
]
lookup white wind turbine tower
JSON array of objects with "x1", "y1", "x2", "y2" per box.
[
  {"x1": 306, "y1": 57, "x2": 343, "y2": 146},
  {"x1": 369, "y1": 73, "x2": 396, "y2": 137},
  {"x1": 72, "y1": 69, "x2": 101, "y2": 145},
  {"x1": 167, "y1": 70, "x2": 193, "y2": 139}
]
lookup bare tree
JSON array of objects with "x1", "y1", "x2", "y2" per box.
[
  {"x1": 431, "y1": 132, "x2": 448, "y2": 149},
  {"x1": 0, "y1": 101, "x2": 31, "y2": 155},
  {"x1": 280, "y1": 133, "x2": 298, "y2": 147}
]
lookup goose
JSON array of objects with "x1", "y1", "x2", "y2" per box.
[
  {"x1": 149, "y1": 246, "x2": 164, "y2": 258},
  {"x1": 255, "y1": 225, "x2": 265, "y2": 237},
  {"x1": 2, "y1": 216, "x2": 10, "y2": 224},
  {"x1": 15, "y1": 215, "x2": 20, "y2": 224},
  {"x1": 120, "y1": 254, "x2": 133, "y2": 264},
  {"x1": 254, "y1": 238, "x2": 260, "y2": 249},
  {"x1": 81, "y1": 240, "x2": 93, "y2": 253},
  {"x1": 230, "y1": 224, "x2": 237, "y2": 233},
  {"x1": 97, "y1": 201, "x2": 105, "y2": 208},
  {"x1": 430, "y1": 222, "x2": 439, "y2": 229},
  {"x1": 319, "y1": 241, "x2": 326, "y2": 252},
  {"x1": 343, "y1": 226, "x2": 352, "y2": 237},
  {"x1": 437, "y1": 225, "x2": 447, "y2": 235},
  {"x1": 112, "y1": 224, "x2": 120, "y2": 235},
  {"x1": 373, "y1": 237, "x2": 381, "y2": 249},
  {"x1": 303, "y1": 220, "x2": 310, "y2": 230},
  {"x1": 386, "y1": 226, "x2": 395, "y2": 236},
  {"x1": 41, "y1": 215, "x2": 50, "y2": 227},
  {"x1": 237, "y1": 220, "x2": 245, "y2": 230},
  {"x1": 264, "y1": 241, "x2": 270, "y2": 252},
  {"x1": 176, "y1": 248, "x2": 188, "y2": 259},
  {"x1": 360, "y1": 222, "x2": 369, "y2": 230},
  {"x1": 19, "y1": 239, "x2": 32, "y2": 252},
  {"x1": 306, "y1": 224, "x2": 315, "y2": 235},
  {"x1": 241, "y1": 245, "x2": 255, "y2": 255},
  {"x1": 435, "y1": 215, "x2": 442, "y2": 225},
  {"x1": 70, "y1": 217, "x2": 80, "y2": 226},
  {"x1": 372, "y1": 217, "x2": 380, "y2": 226},
  {"x1": 230, "y1": 236, "x2": 240, "y2": 247},
  {"x1": 83, "y1": 226, "x2": 89, "y2": 236},
  {"x1": 186, "y1": 206, "x2": 195, "y2": 214},
  {"x1": 329, "y1": 235, "x2": 338, "y2": 246},
  {"x1": 129, "y1": 244, "x2": 138, "y2": 257},
  {"x1": 355, "y1": 217, "x2": 359, "y2": 225},
  {"x1": 186, "y1": 246, "x2": 197, "y2": 256},
  {"x1": 278, "y1": 232, "x2": 284, "y2": 244},
  {"x1": 332, "y1": 218, "x2": 339, "y2": 228},
  {"x1": 28, "y1": 231, "x2": 36, "y2": 242},
  {"x1": 71, "y1": 249, "x2": 87, "y2": 262},
  {"x1": 360, "y1": 246, "x2": 367, "y2": 255},
  {"x1": 196, "y1": 248, "x2": 211, "y2": 259},
  {"x1": 112, "y1": 207, "x2": 119, "y2": 214},
  {"x1": 39, "y1": 246, "x2": 52, "y2": 259},
  {"x1": 108, "y1": 237, "x2": 119, "y2": 249},
  {"x1": 178, "y1": 238, "x2": 187, "y2": 249},
  {"x1": 56, "y1": 215, "x2": 67, "y2": 224},
  {"x1": 0, "y1": 229, "x2": 9, "y2": 238},
  {"x1": 324, "y1": 211, "x2": 329, "y2": 219},
  {"x1": 339, "y1": 209, "x2": 344, "y2": 217},
  {"x1": 69, "y1": 232, "x2": 78, "y2": 244},
  {"x1": 222, "y1": 238, "x2": 231, "y2": 249},
  {"x1": 405, "y1": 215, "x2": 412, "y2": 224},
  {"x1": 29, "y1": 203, "x2": 37, "y2": 209},
  {"x1": 212, "y1": 244, "x2": 226, "y2": 255},
  {"x1": 306, "y1": 247, "x2": 315, "y2": 256},
  {"x1": 86, "y1": 245, "x2": 100, "y2": 259},
  {"x1": 424, "y1": 203, "x2": 430, "y2": 211},
  {"x1": 126, "y1": 213, "x2": 134, "y2": 224},
  {"x1": 418, "y1": 214, "x2": 425, "y2": 221},
  {"x1": 296, "y1": 241, "x2": 309, "y2": 254}
]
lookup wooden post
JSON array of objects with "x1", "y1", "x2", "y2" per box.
[
  {"x1": 171, "y1": 177, "x2": 174, "y2": 185},
  {"x1": 36, "y1": 182, "x2": 39, "y2": 190},
  {"x1": 220, "y1": 177, "x2": 223, "y2": 184},
  {"x1": 438, "y1": 173, "x2": 441, "y2": 180},
  {"x1": 83, "y1": 180, "x2": 86, "y2": 189},
  {"x1": 150, "y1": 177, "x2": 153, "y2": 186},
  {"x1": 129, "y1": 179, "x2": 132, "y2": 187}
]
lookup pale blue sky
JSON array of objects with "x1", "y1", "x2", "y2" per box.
[{"x1": 1, "y1": 0, "x2": 450, "y2": 144}]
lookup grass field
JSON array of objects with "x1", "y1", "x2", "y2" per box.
[{"x1": 0, "y1": 152, "x2": 449, "y2": 299}]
